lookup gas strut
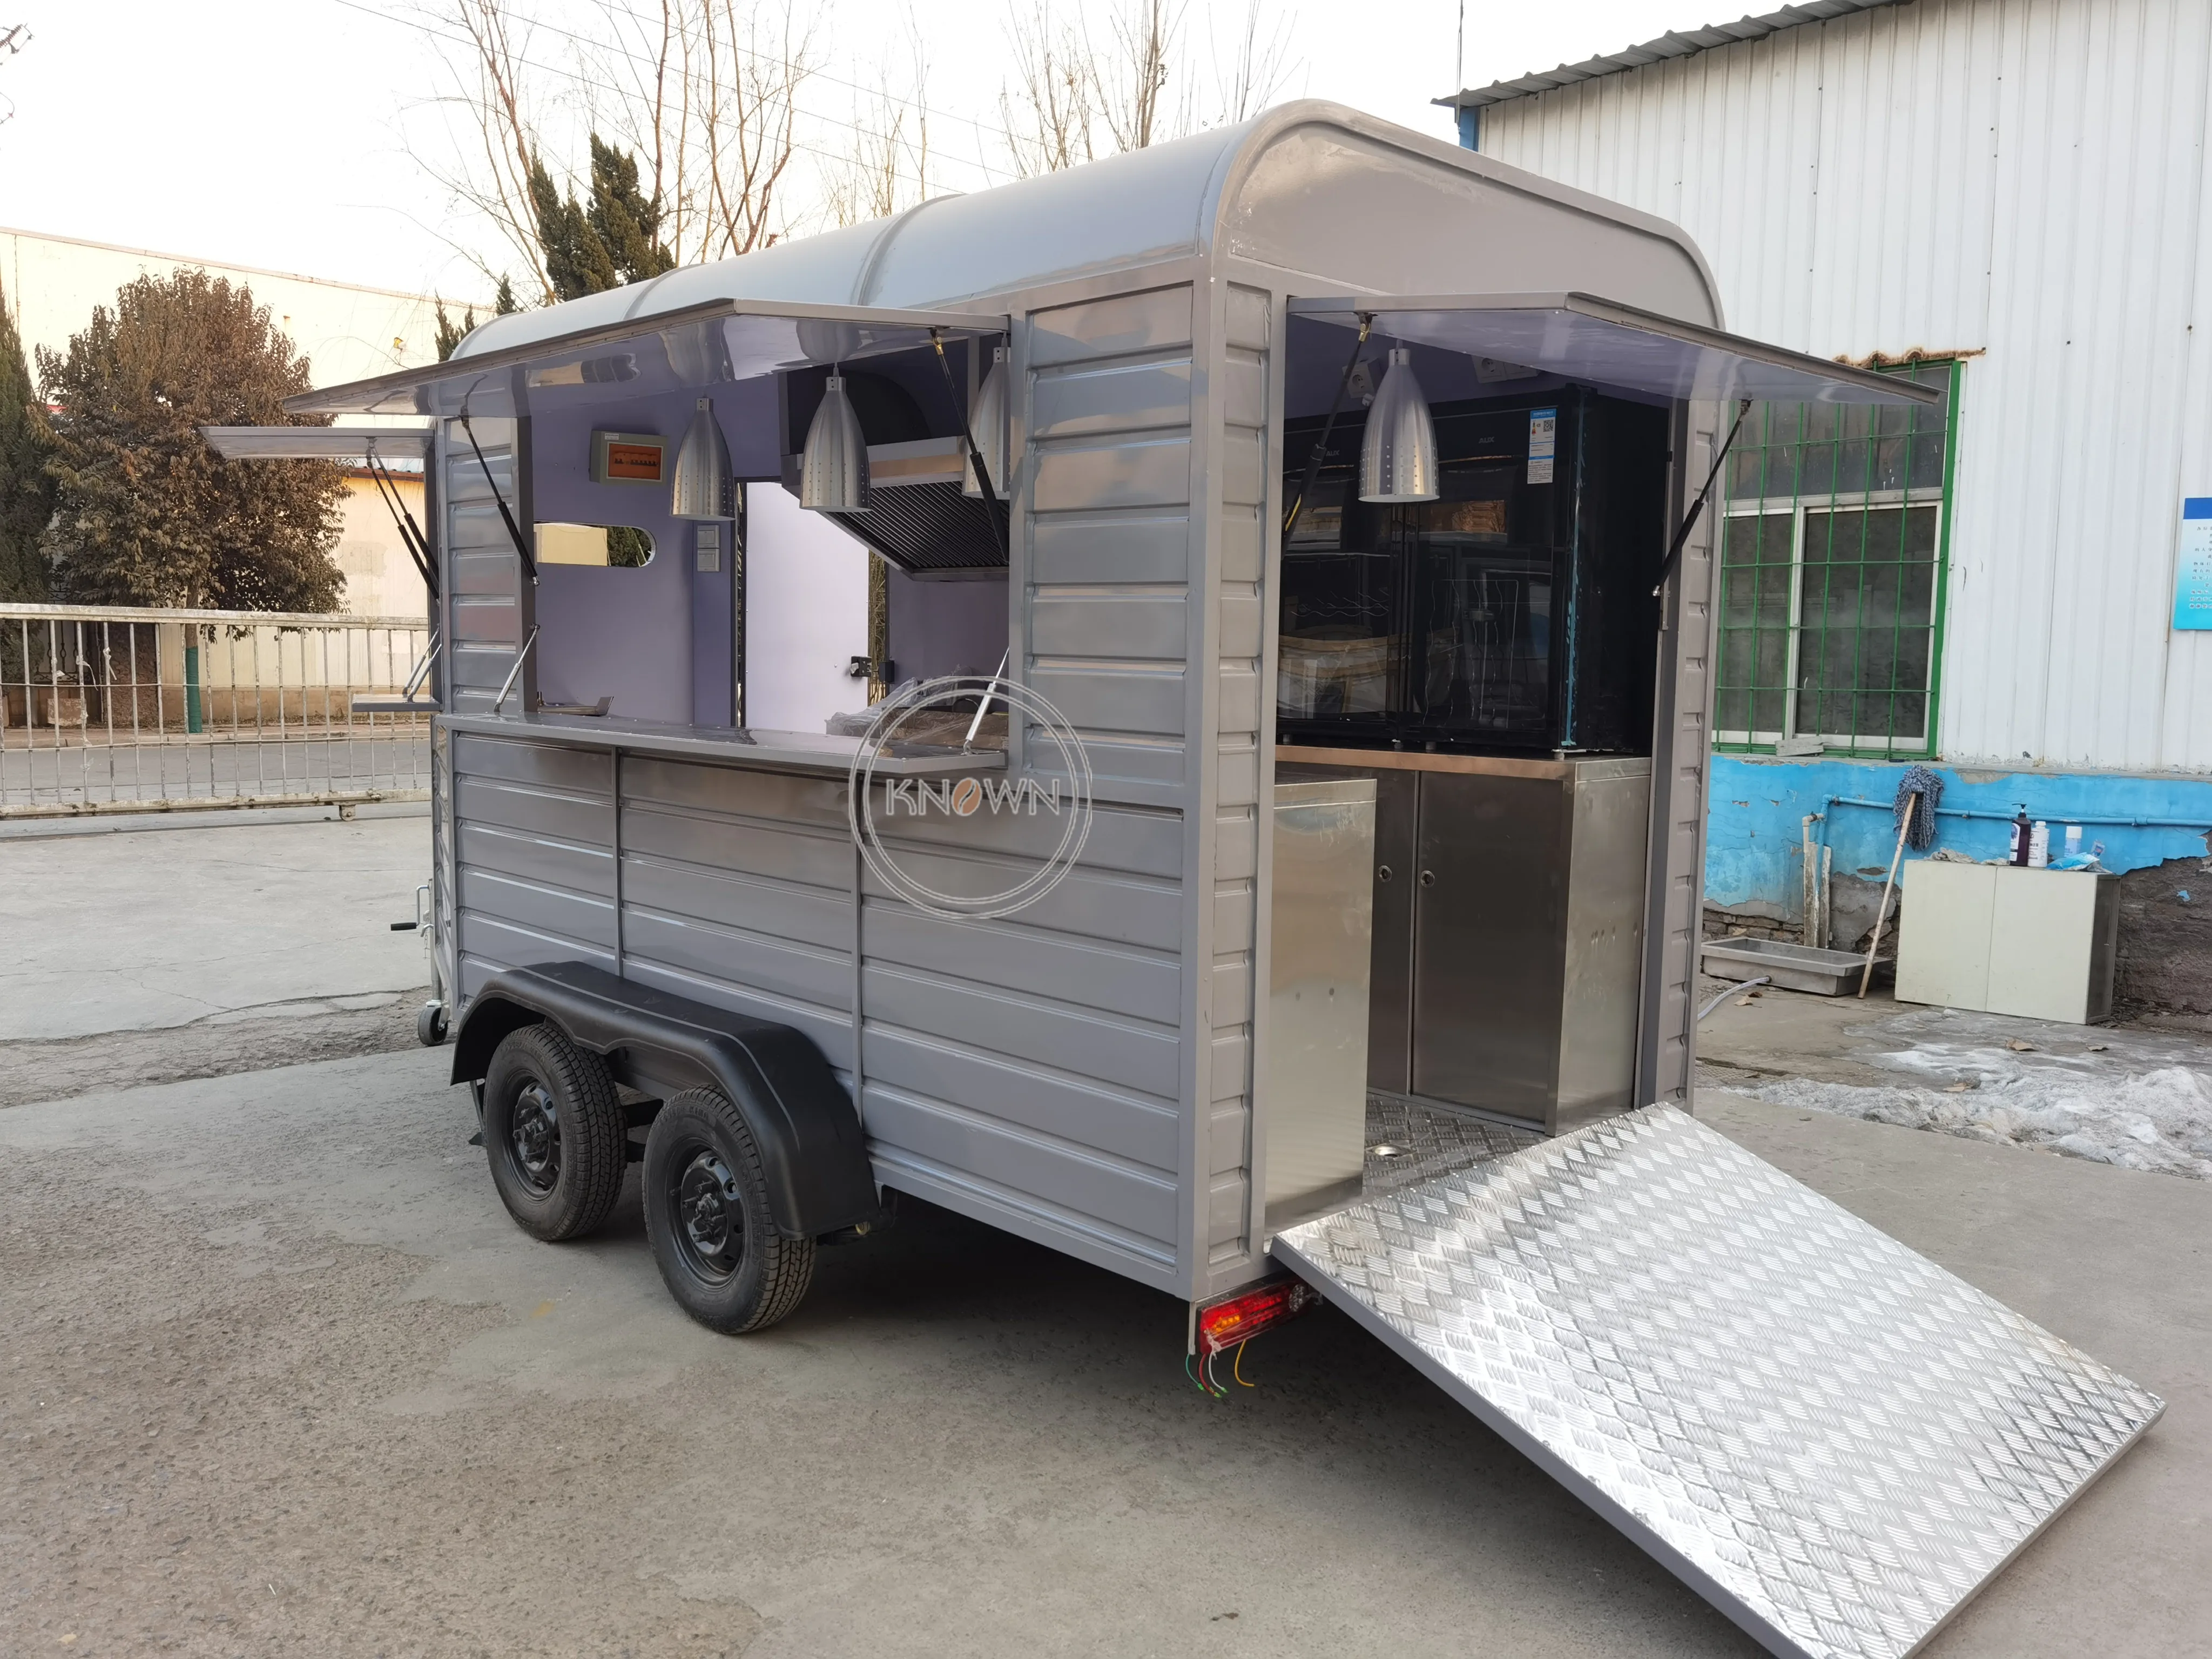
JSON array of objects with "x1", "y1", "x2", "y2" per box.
[
  {"x1": 363, "y1": 450, "x2": 439, "y2": 601},
  {"x1": 1650, "y1": 397, "x2": 1753, "y2": 601}
]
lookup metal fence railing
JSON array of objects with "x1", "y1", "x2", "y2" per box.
[{"x1": 1, "y1": 604, "x2": 434, "y2": 818}]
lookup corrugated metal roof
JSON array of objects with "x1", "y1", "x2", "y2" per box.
[{"x1": 1436, "y1": 1, "x2": 1906, "y2": 110}]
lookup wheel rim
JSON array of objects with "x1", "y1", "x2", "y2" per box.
[
  {"x1": 507, "y1": 1080, "x2": 561, "y2": 1195},
  {"x1": 672, "y1": 1145, "x2": 744, "y2": 1282}
]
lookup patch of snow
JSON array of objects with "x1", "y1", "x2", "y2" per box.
[{"x1": 1745, "y1": 1063, "x2": 2212, "y2": 1180}]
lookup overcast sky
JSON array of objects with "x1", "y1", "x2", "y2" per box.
[{"x1": 0, "y1": 0, "x2": 1680, "y2": 300}]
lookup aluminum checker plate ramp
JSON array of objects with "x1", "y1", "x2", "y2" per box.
[{"x1": 1270, "y1": 1105, "x2": 2163, "y2": 1659}]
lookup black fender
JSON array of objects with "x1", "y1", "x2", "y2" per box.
[{"x1": 451, "y1": 962, "x2": 878, "y2": 1238}]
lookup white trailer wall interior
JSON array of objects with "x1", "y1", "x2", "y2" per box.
[{"x1": 271, "y1": 104, "x2": 2161, "y2": 1659}]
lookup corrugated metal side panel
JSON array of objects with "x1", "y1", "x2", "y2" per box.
[
  {"x1": 617, "y1": 757, "x2": 857, "y2": 1070},
  {"x1": 1642, "y1": 405, "x2": 1721, "y2": 1109},
  {"x1": 1204, "y1": 284, "x2": 1272, "y2": 1274},
  {"x1": 856, "y1": 804, "x2": 1187, "y2": 1283},
  {"x1": 844, "y1": 285, "x2": 1202, "y2": 1290},
  {"x1": 442, "y1": 420, "x2": 531, "y2": 714},
  {"x1": 1026, "y1": 286, "x2": 1197, "y2": 794},
  {"x1": 451, "y1": 733, "x2": 617, "y2": 1001},
  {"x1": 1480, "y1": 0, "x2": 2212, "y2": 772}
]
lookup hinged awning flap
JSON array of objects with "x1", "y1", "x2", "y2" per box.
[
  {"x1": 284, "y1": 298, "x2": 1011, "y2": 419},
  {"x1": 1289, "y1": 293, "x2": 1943, "y2": 407},
  {"x1": 200, "y1": 426, "x2": 431, "y2": 462}
]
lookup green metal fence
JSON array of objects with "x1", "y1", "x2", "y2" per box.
[{"x1": 1715, "y1": 359, "x2": 1959, "y2": 758}]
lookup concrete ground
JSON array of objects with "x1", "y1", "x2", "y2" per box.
[
  {"x1": 1, "y1": 1050, "x2": 2204, "y2": 1658},
  {"x1": 1698, "y1": 978, "x2": 2212, "y2": 1179},
  {"x1": 2, "y1": 815, "x2": 2204, "y2": 1655},
  {"x1": 0, "y1": 806, "x2": 433, "y2": 1105}
]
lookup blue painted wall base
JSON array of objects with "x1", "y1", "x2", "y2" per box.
[{"x1": 1707, "y1": 755, "x2": 2212, "y2": 921}]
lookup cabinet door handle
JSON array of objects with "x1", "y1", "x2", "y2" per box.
[
  {"x1": 1419, "y1": 869, "x2": 1435, "y2": 887},
  {"x1": 1377, "y1": 865, "x2": 1393, "y2": 882}
]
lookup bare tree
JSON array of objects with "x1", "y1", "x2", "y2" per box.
[
  {"x1": 998, "y1": 1, "x2": 1095, "y2": 177},
  {"x1": 824, "y1": 18, "x2": 934, "y2": 227},
  {"x1": 997, "y1": 0, "x2": 1293, "y2": 177},
  {"x1": 0, "y1": 22, "x2": 29, "y2": 129},
  {"x1": 1210, "y1": 0, "x2": 1295, "y2": 126},
  {"x1": 423, "y1": 0, "x2": 552, "y2": 299},
  {"x1": 420, "y1": 0, "x2": 817, "y2": 301},
  {"x1": 1089, "y1": 0, "x2": 1189, "y2": 154}
]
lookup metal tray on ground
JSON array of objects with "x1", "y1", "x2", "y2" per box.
[
  {"x1": 1702, "y1": 936, "x2": 1877, "y2": 995},
  {"x1": 1273, "y1": 1105, "x2": 2163, "y2": 1659}
]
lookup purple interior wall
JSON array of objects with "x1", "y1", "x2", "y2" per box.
[
  {"x1": 887, "y1": 571, "x2": 1008, "y2": 685},
  {"x1": 529, "y1": 381, "x2": 775, "y2": 724}
]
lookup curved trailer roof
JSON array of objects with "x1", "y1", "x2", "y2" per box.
[
  {"x1": 288, "y1": 104, "x2": 1928, "y2": 422},
  {"x1": 287, "y1": 102, "x2": 1927, "y2": 421}
]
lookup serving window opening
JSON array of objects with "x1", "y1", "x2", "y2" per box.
[{"x1": 1277, "y1": 318, "x2": 1671, "y2": 761}]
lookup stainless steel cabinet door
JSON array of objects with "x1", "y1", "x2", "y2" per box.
[
  {"x1": 1411, "y1": 772, "x2": 1566, "y2": 1121},
  {"x1": 1365, "y1": 768, "x2": 1419, "y2": 1094}
]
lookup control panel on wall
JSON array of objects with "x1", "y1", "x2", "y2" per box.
[{"x1": 696, "y1": 522, "x2": 723, "y2": 572}]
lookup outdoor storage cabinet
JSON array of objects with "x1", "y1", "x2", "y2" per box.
[{"x1": 1896, "y1": 861, "x2": 2121, "y2": 1023}]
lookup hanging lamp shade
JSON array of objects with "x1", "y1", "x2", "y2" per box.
[
  {"x1": 1359, "y1": 347, "x2": 1439, "y2": 504},
  {"x1": 963, "y1": 346, "x2": 1010, "y2": 498},
  {"x1": 800, "y1": 374, "x2": 868, "y2": 512},
  {"x1": 669, "y1": 398, "x2": 732, "y2": 520}
]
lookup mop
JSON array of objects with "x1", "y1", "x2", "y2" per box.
[{"x1": 1860, "y1": 764, "x2": 1943, "y2": 996}]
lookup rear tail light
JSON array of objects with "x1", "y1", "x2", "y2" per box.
[{"x1": 1196, "y1": 1277, "x2": 1320, "y2": 1358}]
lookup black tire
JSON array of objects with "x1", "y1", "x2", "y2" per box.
[
  {"x1": 643, "y1": 1089, "x2": 815, "y2": 1333},
  {"x1": 416, "y1": 1001, "x2": 449, "y2": 1047},
  {"x1": 481, "y1": 1023, "x2": 627, "y2": 1242}
]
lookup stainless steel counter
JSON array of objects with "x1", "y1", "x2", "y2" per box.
[{"x1": 441, "y1": 711, "x2": 1006, "y2": 777}]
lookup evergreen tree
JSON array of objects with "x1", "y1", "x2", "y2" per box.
[
  {"x1": 527, "y1": 136, "x2": 673, "y2": 302},
  {"x1": 434, "y1": 299, "x2": 478, "y2": 363},
  {"x1": 528, "y1": 153, "x2": 619, "y2": 302},
  {"x1": 0, "y1": 270, "x2": 56, "y2": 599},
  {"x1": 587, "y1": 136, "x2": 675, "y2": 286},
  {"x1": 37, "y1": 270, "x2": 346, "y2": 611},
  {"x1": 494, "y1": 275, "x2": 520, "y2": 315}
]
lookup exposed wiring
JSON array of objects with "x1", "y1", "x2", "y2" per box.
[{"x1": 1233, "y1": 1343, "x2": 1255, "y2": 1388}]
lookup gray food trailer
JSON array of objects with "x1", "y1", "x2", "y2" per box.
[{"x1": 212, "y1": 104, "x2": 2160, "y2": 1659}]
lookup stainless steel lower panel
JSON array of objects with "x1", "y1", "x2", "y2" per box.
[
  {"x1": 1274, "y1": 1105, "x2": 2163, "y2": 1659},
  {"x1": 1262, "y1": 778, "x2": 1376, "y2": 1233}
]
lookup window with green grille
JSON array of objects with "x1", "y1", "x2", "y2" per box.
[{"x1": 1715, "y1": 360, "x2": 1957, "y2": 757}]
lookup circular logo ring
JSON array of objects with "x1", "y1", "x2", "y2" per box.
[{"x1": 845, "y1": 675, "x2": 1095, "y2": 922}]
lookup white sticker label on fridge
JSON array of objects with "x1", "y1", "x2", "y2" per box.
[{"x1": 1528, "y1": 408, "x2": 1557, "y2": 484}]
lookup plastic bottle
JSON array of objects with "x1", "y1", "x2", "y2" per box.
[
  {"x1": 2029, "y1": 821, "x2": 2050, "y2": 868},
  {"x1": 2009, "y1": 805, "x2": 2032, "y2": 866},
  {"x1": 2064, "y1": 825, "x2": 2083, "y2": 860}
]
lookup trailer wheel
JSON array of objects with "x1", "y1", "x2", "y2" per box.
[
  {"x1": 416, "y1": 1001, "x2": 449, "y2": 1047},
  {"x1": 481, "y1": 1023, "x2": 627, "y2": 1242},
  {"x1": 643, "y1": 1089, "x2": 815, "y2": 1333}
]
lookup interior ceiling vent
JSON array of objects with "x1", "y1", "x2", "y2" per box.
[{"x1": 779, "y1": 456, "x2": 1008, "y2": 574}]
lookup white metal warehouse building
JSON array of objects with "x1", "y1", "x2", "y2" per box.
[{"x1": 1445, "y1": 0, "x2": 2212, "y2": 1009}]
